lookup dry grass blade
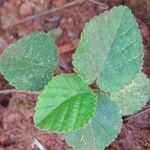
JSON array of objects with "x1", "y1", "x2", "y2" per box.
[
  {"x1": 31, "y1": 138, "x2": 46, "y2": 150},
  {"x1": 89, "y1": 0, "x2": 109, "y2": 10}
]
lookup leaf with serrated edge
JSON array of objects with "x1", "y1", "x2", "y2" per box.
[
  {"x1": 112, "y1": 72, "x2": 150, "y2": 115},
  {"x1": 64, "y1": 94, "x2": 122, "y2": 150},
  {"x1": 0, "y1": 32, "x2": 58, "y2": 91},
  {"x1": 73, "y1": 6, "x2": 143, "y2": 93},
  {"x1": 34, "y1": 74, "x2": 97, "y2": 132}
]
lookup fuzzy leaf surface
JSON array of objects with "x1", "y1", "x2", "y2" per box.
[
  {"x1": 112, "y1": 72, "x2": 150, "y2": 115},
  {"x1": 34, "y1": 74, "x2": 97, "y2": 132},
  {"x1": 0, "y1": 32, "x2": 58, "y2": 91},
  {"x1": 64, "y1": 94, "x2": 122, "y2": 150},
  {"x1": 73, "y1": 6, "x2": 143, "y2": 93}
]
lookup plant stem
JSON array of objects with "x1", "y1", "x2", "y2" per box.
[
  {"x1": 124, "y1": 108, "x2": 150, "y2": 121},
  {"x1": 1, "y1": 89, "x2": 150, "y2": 123},
  {"x1": 100, "y1": 89, "x2": 110, "y2": 96},
  {"x1": 0, "y1": 89, "x2": 40, "y2": 95}
]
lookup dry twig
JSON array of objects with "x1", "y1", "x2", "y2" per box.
[
  {"x1": 5, "y1": 0, "x2": 109, "y2": 28},
  {"x1": 88, "y1": 0, "x2": 109, "y2": 10},
  {"x1": 6, "y1": 0, "x2": 85, "y2": 27},
  {"x1": 31, "y1": 138, "x2": 46, "y2": 150},
  {"x1": 58, "y1": 39, "x2": 79, "y2": 54}
]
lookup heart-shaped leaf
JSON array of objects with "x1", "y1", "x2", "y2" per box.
[
  {"x1": 0, "y1": 32, "x2": 58, "y2": 91},
  {"x1": 112, "y1": 72, "x2": 150, "y2": 115},
  {"x1": 64, "y1": 94, "x2": 122, "y2": 150},
  {"x1": 73, "y1": 6, "x2": 143, "y2": 93},
  {"x1": 34, "y1": 74, "x2": 97, "y2": 132}
]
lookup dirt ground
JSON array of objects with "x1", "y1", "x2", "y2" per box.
[{"x1": 0, "y1": 0, "x2": 150, "y2": 150}]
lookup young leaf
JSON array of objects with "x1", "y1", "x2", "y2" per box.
[
  {"x1": 34, "y1": 74, "x2": 97, "y2": 132},
  {"x1": 73, "y1": 6, "x2": 143, "y2": 93},
  {"x1": 64, "y1": 94, "x2": 122, "y2": 150},
  {"x1": 0, "y1": 32, "x2": 58, "y2": 91},
  {"x1": 112, "y1": 72, "x2": 150, "y2": 115}
]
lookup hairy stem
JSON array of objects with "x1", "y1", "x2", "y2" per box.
[
  {"x1": 0, "y1": 89, "x2": 149, "y2": 122},
  {"x1": 124, "y1": 108, "x2": 150, "y2": 121},
  {"x1": 0, "y1": 89, "x2": 40, "y2": 95}
]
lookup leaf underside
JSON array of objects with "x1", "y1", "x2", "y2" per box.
[
  {"x1": 73, "y1": 6, "x2": 143, "y2": 93},
  {"x1": 64, "y1": 94, "x2": 122, "y2": 150},
  {"x1": 0, "y1": 32, "x2": 58, "y2": 91},
  {"x1": 112, "y1": 72, "x2": 150, "y2": 115},
  {"x1": 34, "y1": 74, "x2": 97, "y2": 132}
]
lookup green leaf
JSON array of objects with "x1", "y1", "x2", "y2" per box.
[
  {"x1": 112, "y1": 72, "x2": 150, "y2": 115},
  {"x1": 34, "y1": 74, "x2": 97, "y2": 132},
  {"x1": 47, "y1": 28, "x2": 62, "y2": 41},
  {"x1": 0, "y1": 32, "x2": 58, "y2": 91},
  {"x1": 73, "y1": 6, "x2": 143, "y2": 93},
  {"x1": 64, "y1": 94, "x2": 122, "y2": 150}
]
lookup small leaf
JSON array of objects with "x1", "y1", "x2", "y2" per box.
[
  {"x1": 73, "y1": 6, "x2": 143, "y2": 93},
  {"x1": 34, "y1": 74, "x2": 97, "y2": 132},
  {"x1": 64, "y1": 94, "x2": 122, "y2": 150},
  {"x1": 0, "y1": 32, "x2": 58, "y2": 91},
  {"x1": 112, "y1": 72, "x2": 150, "y2": 115},
  {"x1": 47, "y1": 28, "x2": 62, "y2": 41}
]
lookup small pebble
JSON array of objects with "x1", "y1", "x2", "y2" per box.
[
  {"x1": 19, "y1": 2, "x2": 33, "y2": 16},
  {"x1": 0, "y1": 37, "x2": 7, "y2": 52}
]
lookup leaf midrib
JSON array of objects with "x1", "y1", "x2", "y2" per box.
[
  {"x1": 36, "y1": 92, "x2": 89, "y2": 128},
  {"x1": 98, "y1": 8, "x2": 125, "y2": 76}
]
